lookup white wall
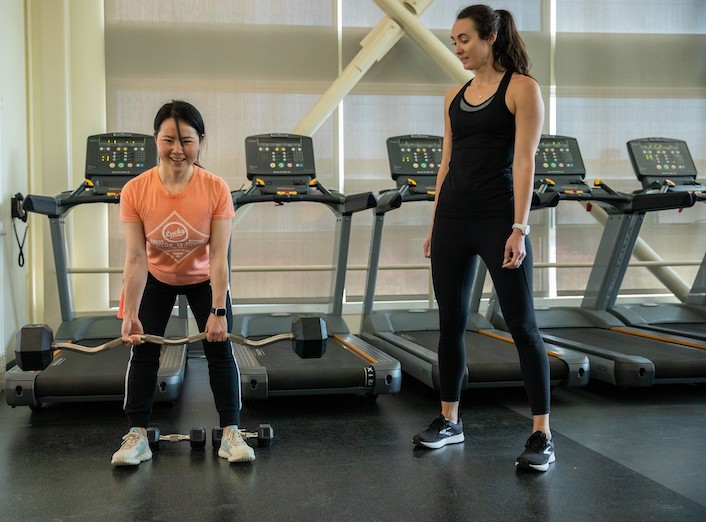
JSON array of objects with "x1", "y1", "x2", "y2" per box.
[{"x1": 0, "y1": 0, "x2": 30, "y2": 389}]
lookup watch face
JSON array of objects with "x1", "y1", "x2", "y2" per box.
[{"x1": 212, "y1": 308, "x2": 226, "y2": 316}]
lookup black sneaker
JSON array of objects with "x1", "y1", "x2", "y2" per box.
[
  {"x1": 515, "y1": 431, "x2": 555, "y2": 472},
  {"x1": 413, "y1": 415, "x2": 464, "y2": 449}
]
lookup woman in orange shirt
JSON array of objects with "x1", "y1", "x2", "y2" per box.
[{"x1": 111, "y1": 100, "x2": 253, "y2": 466}]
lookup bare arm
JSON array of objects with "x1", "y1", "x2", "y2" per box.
[
  {"x1": 121, "y1": 221, "x2": 148, "y2": 344},
  {"x1": 502, "y1": 74, "x2": 544, "y2": 269},
  {"x1": 205, "y1": 217, "x2": 232, "y2": 342},
  {"x1": 424, "y1": 85, "x2": 461, "y2": 258}
]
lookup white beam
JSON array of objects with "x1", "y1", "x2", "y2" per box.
[{"x1": 374, "y1": 0, "x2": 470, "y2": 84}]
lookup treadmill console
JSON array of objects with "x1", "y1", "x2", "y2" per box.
[
  {"x1": 244, "y1": 134, "x2": 316, "y2": 195},
  {"x1": 627, "y1": 137, "x2": 702, "y2": 192},
  {"x1": 386, "y1": 135, "x2": 441, "y2": 194},
  {"x1": 534, "y1": 135, "x2": 589, "y2": 194},
  {"x1": 85, "y1": 133, "x2": 157, "y2": 194}
]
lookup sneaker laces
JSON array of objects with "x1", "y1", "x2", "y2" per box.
[
  {"x1": 428, "y1": 415, "x2": 448, "y2": 431},
  {"x1": 120, "y1": 431, "x2": 143, "y2": 450},
  {"x1": 525, "y1": 431, "x2": 548, "y2": 452},
  {"x1": 223, "y1": 427, "x2": 247, "y2": 448}
]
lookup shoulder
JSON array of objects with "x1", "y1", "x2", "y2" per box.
[
  {"x1": 122, "y1": 167, "x2": 156, "y2": 195},
  {"x1": 507, "y1": 73, "x2": 540, "y2": 97},
  {"x1": 194, "y1": 166, "x2": 226, "y2": 186},
  {"x1": 445, "y1": 81, "x2": 468, "y2": 101},
  {"x1": 193, "y1": 166, "x2": 231, "y2": 196},
  {"x1": 506, "y1": 73, "x2": 542, "y2": 113},
  {"x1": 443, "y1": 82, "x2": 468, "y2": 111}
]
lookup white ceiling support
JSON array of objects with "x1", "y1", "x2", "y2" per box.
[
  {"x1": 293, "y1": 0, "x2": 467, "y2": 137},
  {"x1": 373, "y1": 0, "x2": 469, "y2": 84}
]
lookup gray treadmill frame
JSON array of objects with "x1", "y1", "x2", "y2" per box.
[
  {"x1": 5, "y1": 190, "x2": 188, "y2": 409},
  {"x1": 229, "y1": 177, "x2": 401, "y2": 400},
  {"x1": 360, "y1": 148, "x2": 589, "y2": 391}
]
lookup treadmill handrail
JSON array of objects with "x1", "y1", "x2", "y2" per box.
[{"x1": 23, "y1": 191, "x2": 120, "y2": 218}]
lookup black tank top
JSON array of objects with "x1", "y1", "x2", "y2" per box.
[{"x1": 436, "y1": 69, "x2": 515, "y2": 219}]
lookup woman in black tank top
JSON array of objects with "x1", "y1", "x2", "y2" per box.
[{"x1": 413, "y1": 5, "x2": 555, "y2": 473}]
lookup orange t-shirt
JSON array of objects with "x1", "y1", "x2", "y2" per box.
[{"x1": 120, "y1": 166, "x2": 235, "y2": 286}]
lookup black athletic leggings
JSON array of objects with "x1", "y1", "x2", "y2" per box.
[
  {"x1": 431, "y1": 215, "x2": 550, "y2": 415},
  {"x1": 124, "y1": 273, "x2": 241, "y2": 428}
]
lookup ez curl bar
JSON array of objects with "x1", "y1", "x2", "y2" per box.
[{"x1": 14, "y1": 315, "x2": 328, "y2": 372}]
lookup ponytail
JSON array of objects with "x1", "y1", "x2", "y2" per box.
[{"x1": 493, "y1": 9, "x2": 531, "y2": 76}]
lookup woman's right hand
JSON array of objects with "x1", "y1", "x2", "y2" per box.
[
  {"x1": 423, "y1": 231, "x2": 432, "y2": 259},
  {"x1": 121, "y1": 316, "x2": 145, "y2": 346}
]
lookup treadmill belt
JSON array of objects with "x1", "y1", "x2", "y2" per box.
[
  {"x1": 35, "y1": 347, "x2": 130, "y2": 396},
  {"x1": 546, "y1": 328, "x2": 706, "y2": 379},
  {"x1": 641, "y1": 322, "x2": 706, "y2": 340},
  {"x1": 399, "y1": 330, "x2": 568, "y2": 383},
  {"x1": 252, "y1": 338, "x2": 374, "y2": 390}
]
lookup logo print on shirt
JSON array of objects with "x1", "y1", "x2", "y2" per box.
[{"x1": 145, "y1": 211, "x2": 208, "y2": 264}]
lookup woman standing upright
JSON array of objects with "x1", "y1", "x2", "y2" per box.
[{"x1": 414, "y1": 5, "x2": 554, "y2": 472}]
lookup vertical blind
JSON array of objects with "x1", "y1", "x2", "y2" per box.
[{"x1": 100, "y1": 0, "x2": 706, "y2": 310}]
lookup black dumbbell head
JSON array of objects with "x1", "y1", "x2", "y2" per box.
[
  {"x1": 212, "y1": 427, "x2": 224, "y2": 448},
  {"x1": 291, "y1": 315, "x2": 327, "y2": 358},
  {"x1": 190, "y1": 427, "x2": 207, "y2": 449},
  {"x1": 257, "y1": 423, "x2": 274, "y2": 448},
  {"x1": 146, "y1": 427, "x2": 160, "y2": 450},
  {"x1": 15, "y1": 324, "x2": 54, "y2": 371}
]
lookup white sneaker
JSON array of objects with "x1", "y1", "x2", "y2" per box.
[
  {"x1": 218, "y1": 426, "x2": 255, "y2": 463},
  {"x1": 111, "y1": 428, "x2": 153, "y2": 466}
]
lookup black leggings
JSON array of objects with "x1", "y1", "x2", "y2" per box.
[
  {"x1": 431, "y1": 215, "x2": 550, "y2": 415},
  {"x1": 124, "y1": 273, "x2": 242, "y2": 428}
]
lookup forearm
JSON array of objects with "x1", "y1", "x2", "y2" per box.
[
  {"x1": 209, "y1": 255, "x2": 229, "y2": 308},
  {"x1": 122, "y1": 254, "x2": 148, "y2": 319},
  {"x1": 512, "y1": 163, "x2": 534, "y2": 225}
]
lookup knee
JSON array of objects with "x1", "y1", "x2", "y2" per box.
[{"x1": 506, "y1": 323, "x2": 542, "y2": 347}]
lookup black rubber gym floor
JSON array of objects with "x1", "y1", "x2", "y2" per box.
[{"x1": 2, "y1": 355, "x2": 705, "y2": 521}]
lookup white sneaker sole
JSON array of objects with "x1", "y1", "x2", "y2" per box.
[
  {"x1": 218, "y1": 447, "x2": 256, "y2": 463},
  {"x1": 413, "y1": 433, "x2": 465, "y2": 449},
  {"x1": 515, "y1": 452, "x2": 556, "y2": 472},
  {"x1": 111, "y1": 449, "x2": 153, "y2": 466}
]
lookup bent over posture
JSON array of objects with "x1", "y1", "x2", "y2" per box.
[{"x1": 111, "y1": 100, "x2": 254, "y2": 466}]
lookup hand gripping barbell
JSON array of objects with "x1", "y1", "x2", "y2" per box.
[{"x1": 14, "y1": 315, "x2": 328, "y2": 372}]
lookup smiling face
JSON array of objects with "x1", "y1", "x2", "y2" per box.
[
  {"x1": 450, "y1": 17, "x2": 496, "y2": 72},
  {"x1": 155, "y1": 117, "x2": 202, "y2": 175}
]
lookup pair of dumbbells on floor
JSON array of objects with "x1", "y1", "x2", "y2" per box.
[{"x1": 146, "y1": 424, "x2": 274, "y2": 451}]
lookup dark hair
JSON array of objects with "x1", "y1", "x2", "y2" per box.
[
  {"x1": 153, "y1": 99, "x2": 206, "y2": 142},
  {"x1": 457, "y1": 5, "x2": 531, "y2": 76}
]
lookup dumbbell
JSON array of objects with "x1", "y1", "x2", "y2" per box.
[
  {"x1": 211, "y1": 424, "x2": 275, "y2": 448},
  {"x1": 146, "y1": 427, "x2": 207, "y2": 450},
  {"x1": 14, "y1": 315, "x2": 327, "y2": 371}
]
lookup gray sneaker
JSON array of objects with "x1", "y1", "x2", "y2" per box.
[
  {"x1": 218, "y1": 426, "x2": 256, "y2": 463},
  {"x1": 111, "y1": 428, "x2": 153, "y2": 466}
]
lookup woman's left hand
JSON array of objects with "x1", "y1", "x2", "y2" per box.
[
  {"x1": 502, "y1": 231, "x2": 526, "y2": 269},
  {"x1": 205, "y1": 314, "x2": 228, "y2": 343}
]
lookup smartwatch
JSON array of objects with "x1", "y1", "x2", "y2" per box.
[
  {"x1": 210, "y1": 307, "x2": 227, "y2": 317},
  {"x1": 512, "y1": 223, "x2": 530, "y2": 236}
]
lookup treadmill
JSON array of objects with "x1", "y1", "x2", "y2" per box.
[
  {"x1": 359, "y1": 134, "x2": 589, "y2": 391},
  {"x1": 509, "y1": 135, "x2": 706, "y2": 387},
  {"x1": 5, "y1": 133, "x2": 188, "y2": 410},
  {"x1": 608, "y1": 137, "x2": 706, "y2": 340},
  {"x1": 229, "y1": 133, "x2": 401, "y2": 399}
]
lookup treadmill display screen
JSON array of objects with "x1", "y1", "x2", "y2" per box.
[
  {"x1": 627, "y1": 138, "x2": 697, "y2": 179},
  {"x1": 85, "y1": 133, "x2": 156, "y2": 178},
  {"x1": 387, "y1": 135, "x2": 442, "y2": 177},
  {"x1": 244, "y1": 134, "x2": 316, "y2": 178},
  {"x1": 535, "y1": 135, "x2": 586, "y2": 176},
  {"x1": 85, "y1": 133, "x2": 157, "y2": 194}
]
